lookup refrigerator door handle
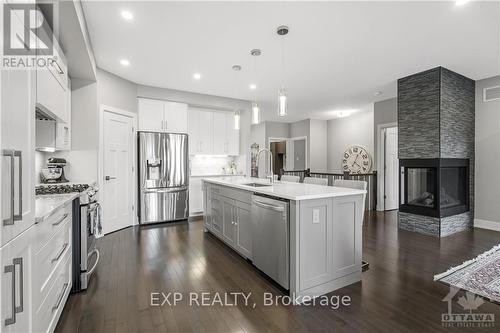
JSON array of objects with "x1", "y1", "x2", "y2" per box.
[{"x1": 141, "y1": 187, "x2": 188, "y2": 194}]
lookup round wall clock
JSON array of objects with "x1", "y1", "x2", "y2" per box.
[{"x1": 342, "y1": 145, "x2": 372, "y2": 174}]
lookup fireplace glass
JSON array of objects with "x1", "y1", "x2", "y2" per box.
[
  {"x1": 407, "y1": 168, "x2": 436, "y2": 208},
  {"x1": 399, "y1": 159, "x2": 469, "y2": 218},
  {"x1": 440, "y1": 167, "x2": 467, "y2": 209}
]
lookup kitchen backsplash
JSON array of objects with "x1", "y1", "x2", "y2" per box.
[{"x1": 190, "y1": 155, "x2": 244, "y2": 176}]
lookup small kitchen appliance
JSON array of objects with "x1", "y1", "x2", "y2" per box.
[{"x1": 41, "y1": 157, "x2": 69, "y2": 183}]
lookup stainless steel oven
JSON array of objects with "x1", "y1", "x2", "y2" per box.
[{"x1": 72, "y1": 185, "x2": 100, "y2": 292}]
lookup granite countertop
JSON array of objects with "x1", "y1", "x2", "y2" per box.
[
  {"x1": 202, "y1": 177, "x2": 366, "y2": 201},
  {"x1": 35, "y1": 193, "x2": 79, "y2": 223}
]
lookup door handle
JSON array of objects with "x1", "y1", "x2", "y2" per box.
[
  {"x1": 252, "y1": 199, "x2": 285, "y2": 212},
  {"x1": 4, "y1": 263, "x2": 16, "y2": 326},
  {"x1": 52, "y1": 283, "x2": 69, "y2": 312},
  {"x1": 2, "y1": 150, "x2": 15, "y2": 226},
  {"x1": 52, "y1": 213, "x2": 68, "y2": 226},
  {"x1": 105, "y1": 176, "x2": 117, "y2": 181},
  {"x1": 14, "y1": 258, "x2": 23, "y2": 314},
  {"x1": 51, "y1": 243, "x2": 68, "y2": 263},
  {"x1": 13, "y1": 151, "x2": 22, "y2": 221}
]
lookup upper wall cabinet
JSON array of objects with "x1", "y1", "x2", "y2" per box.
[
  {"x1": 212, "y1": 111, "x2": 239, "y2": 155},
  {"x1": 188, "y1": 108, "x2": 213, "y2": 155},
  {"x1": 138, "y1": 98, "x2": 188, "y2": 133},
  {"x1": 188, "y1": 109, "x2": 239, "y2": 156},
  {"x1": 36, "y1": 25, "x2": 69, "y2": 123}
]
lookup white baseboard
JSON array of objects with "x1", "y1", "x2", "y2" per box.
[{"x1": 474, "y1": 219, "x2": 500, "y2": 232}]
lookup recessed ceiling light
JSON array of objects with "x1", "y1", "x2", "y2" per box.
[
  {"x1": 121, "y1": 10, "x2": 133, "y2": 20},
  {"x1": 455, "y1": 0, "x2": 469, "y2": 6},
  {"x1": 120, "y1": 59, "x2": 130, "y2": 66},
  {"x1": 249, "y1": 84, "x2": 257, "y2": 90},
  {"x1": 193, "y1": 73, "x2": 201, "y2": 80},
  {"x1": 374, "y1": 91, "x2": 382, "y2": 96}
]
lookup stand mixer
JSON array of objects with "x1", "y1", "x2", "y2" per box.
[{"x1": 40, "y1": 157, "x2": 69, "y2": 183}]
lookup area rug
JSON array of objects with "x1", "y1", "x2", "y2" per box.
[{"x1": 434, "y1": 244, "x2": 500, "y2": 304}]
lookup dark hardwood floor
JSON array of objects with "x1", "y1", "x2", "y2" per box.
[{"x1": 55, "y1": 211, "x2": 500, "y2": 333}]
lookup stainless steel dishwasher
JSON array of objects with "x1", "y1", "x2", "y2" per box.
[{"x1": 251, "y1": 194, "x2": 289, "y2": 289}]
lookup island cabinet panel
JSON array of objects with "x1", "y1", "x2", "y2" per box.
[
  {"x1": 222, "y1": 198, "x2": 236, "y2": 245},
  {"x1": 202, "y1": 182, "x2": 212, "y2": 229},
  {"x1": 331, "y1": 197, "x2": 362, "y2": 278},
  {"x1": 298, "y1": 199, "x2": 333, "y2": 290},
  {"x1": 210, "y1": 193, "x2": 223, "y2": 237},
  {"x1": 234, "y1": 201, "x2": 252, "y2": 259}
]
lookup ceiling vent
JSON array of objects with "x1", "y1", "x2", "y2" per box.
[{"x1": 483, "y1": 85, "x2": 500, "y2": 102}]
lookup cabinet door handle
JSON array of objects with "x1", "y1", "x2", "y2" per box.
[
  {"x1": 51, "y1": 243, "x2": 68, "y2": 263},
  {"x1": 2, "y1": 150, "x2": 15, "y2": 226},
  {"x1": 4, "y1": 263, "x2": 16, "y2": 326},
  {"x1": 52, "y1": 213, "x2": 68, "y2": 226},
  {"x1": 14, "y1": 258, "x2": 23, "y2": 314},
  {"x1": 13, "y1": 151, "x2": 22, "y2": 221},
  {"x1": 52, "y1": 283, "x2": 69, "y2": 312}
]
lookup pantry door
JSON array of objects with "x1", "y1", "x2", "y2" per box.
[{"x1": 100, "y1": 106, "x2": 136, "y2": 234}]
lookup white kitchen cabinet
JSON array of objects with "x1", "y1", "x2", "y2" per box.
[
  {"x1": 138, "y1": 98, "x2": 163, "y2": 132},
  {"x1": 188, "y1": 109, "x2": 239, "y2": 156},
  {"x1": 164, "y1": 101, "x2": 188, "y2": 133},
  {"x1": 1, "y1": 56, "x2": 35, "y2": 247},
  {"x1": 225, "y1": 112, "x2": 239, "y2": 155},
  {"x1": 0, "y1": 227, "x2": 33, "y2": 333},
  {"x1": 36, "y1": 26, "x2": 69, "y2": 123},
  {"x1": 55, "y1": 78, "x2": 72, "y2": 151},
  {"x1": 188, "y1": 108, "x2": 213, "y2": 155},
  {"x1": 189, "y1": 177, "x2": 203, "y2": 215},
  {"x1": 138, "y1": 98, "x2": 188, "y2": 133},
  {"x1": 212, "y1": 112, "x2": 226, "y2": 155}
]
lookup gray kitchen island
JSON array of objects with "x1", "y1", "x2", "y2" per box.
[{"x1": 202, "y1": 177, "x2": 366, "y2": 302}]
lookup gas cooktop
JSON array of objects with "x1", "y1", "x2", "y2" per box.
[{"x1": 35, "y1": 184, "x2": 90, "y2": 195}]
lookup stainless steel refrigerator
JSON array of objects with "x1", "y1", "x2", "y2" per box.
[{"x1": 138, "y1": 132, "x2": 189, "y2": 224}]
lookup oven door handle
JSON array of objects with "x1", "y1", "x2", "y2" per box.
[{"x1": 86, "y1": 249, "x2": 100, "y2": 276}]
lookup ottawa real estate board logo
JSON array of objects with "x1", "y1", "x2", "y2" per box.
[
  {"x1": 2, "y1": 3, "x2": 53, "y2": 68},
  {"x1": 442, "y1": 286, "x2": 495, "y2": 328}
]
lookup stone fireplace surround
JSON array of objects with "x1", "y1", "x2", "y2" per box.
[{"x1": 397, "y1": 67, "x2": 475, "y2": 237}]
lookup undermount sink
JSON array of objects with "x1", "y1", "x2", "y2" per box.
[{"x1": 242, "y1": 182, "x2": 273, "y2": 187}]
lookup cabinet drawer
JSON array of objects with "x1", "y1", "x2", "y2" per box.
[
  {"x1": 34, "y1": 249, "x2": 71, "y2": 333},
  {"x1": 33, "y1": 218, "x2": 70, "y2": 308},
  {"x1": 33, "y1": 202, "x2": 72, "y2": 253}
]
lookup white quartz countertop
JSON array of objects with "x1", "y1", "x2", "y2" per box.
[
  {"x1": 190, "y1": 174, "x2": 245, "y2": 178},
  {"x1": 202, "y1": 177, "x2": 366, "y2": 201},
  {"x1": 35, "y1": 193, "x2": 79, "y2": 223}
]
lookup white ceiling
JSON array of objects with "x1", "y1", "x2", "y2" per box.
[{"x1": 82, "y1": 1, "x2": 500, "y2": 122}]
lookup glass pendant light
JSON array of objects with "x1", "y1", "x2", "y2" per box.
[
  {"x1": 278, "y1": 88, "x2": 287, "y2": 117},
  {"x1": 277, "y1": 25, "x2": 289, "y2": 117},
  {"x1": 250, "y1": 49, "x2": 261, "y2": 124},
  {"x1": 234, "y1": 110, "x2": 240, "y2": 130},
  {"x1": 251, "y1": 102, "x2": 260, "y2": 124}
]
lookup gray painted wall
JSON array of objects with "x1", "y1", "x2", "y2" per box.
[
  {"x1": 97, "y1": 69, "x2": 138, "y2": 113},
  {"x1": 310, "y1": 119, "x2": 328, "y2": 172},
  {"x1": 327, "y1": 106, "x2": 374, "y2": 173},
  {"x1": 290, "y1": 119, "x2": 310, "y2": 168},
  {"x1": 475, "y1": 76, "x2": 500, "y2": 225},
  {"x1": 373, "y1": 98, "x2": 397, "y2": 166}
]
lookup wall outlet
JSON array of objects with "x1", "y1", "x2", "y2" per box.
[{"x1": 312, "y1": 208, "x2": 320, "y2": 224}]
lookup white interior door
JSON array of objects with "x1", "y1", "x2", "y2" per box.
[
  {"x1": 102, "y1": 110, "x2": 134, "y2": 234},
  {"x1": 384, "y1": 127, "x2": 399, "y2": 210}
]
